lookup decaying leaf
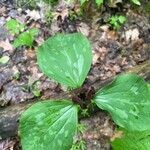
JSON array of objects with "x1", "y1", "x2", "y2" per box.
[{"x1": 0, "y1": 39, "x2": 13, "y2": 51}]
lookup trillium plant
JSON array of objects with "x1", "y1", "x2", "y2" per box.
[{"x1": 19, "y1": 33, "x2": 150, "y2": 150}]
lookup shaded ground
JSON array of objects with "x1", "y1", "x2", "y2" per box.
[{"x1": 0, "y1": 0, "x2": 150, "y2": 149}]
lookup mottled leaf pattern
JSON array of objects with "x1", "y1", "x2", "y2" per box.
[
  {"x1": 111, "y1": 129, "x2": 150, "y2": 150},
  {"x1": 19, "y1": 100, "x2": 78, "y2": 150},
  {"x1": 37, "y1": 33, "x2": 92, "y2": 88},
  {"x1": 94, "y1": 74, "x2": 150, "y2": 131}
]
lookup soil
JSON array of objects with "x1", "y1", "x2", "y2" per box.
[{"x1": 0, "y1": 0, "x2": 150, "y2": 149}]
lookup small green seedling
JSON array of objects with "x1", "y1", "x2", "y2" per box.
[
  {"x1": 6, "y1": 18, "x2": 39, "y2": 48},
  {"x1": 19, "y1": 33, "x2": 150, "y2": 150},
  {"x1": 13, "y1": 28, "x2": 39, "y2": 48},
  {"x1": 109, "y1": 15, "x2": 126, "y2": 30}
]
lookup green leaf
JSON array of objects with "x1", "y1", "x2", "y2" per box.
[
  {"x1": 19, "y1": 100, "x2": 78, "y2": 150},
  {"x1": 95, "y1": 0, "x2": 103, "y2": 6},
  {"x1": 131, "y1": 0, "x2": 141, "y2": 5},
  {"x1": 94, "y1": 73, "x2": 150, "y2": 131},
  {"x1": 148, "y1": 84, "x2": 150, "y2": 91},
  {"x1": 6, "y1": 18, "x2": 25, "y2": 34},
  {"x1": 111, "y1": 129, "x2": 150, "y2": 150},
  {"x1": 37, "y1": 33, "x2": 92, "y2": 88},
  {"x1": 109, "y1": 15, "x2": 126, "y2": 30},
  {"x1": 13, "y1": 28, "x2": 39, "y2": 48},
  {"x1": 0, "y1": 56, "x2": 10, "y2": 64}
]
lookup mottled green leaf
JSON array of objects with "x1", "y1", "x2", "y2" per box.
[
  {"x1": 19, "y1": 100, "x2": 78, "y2": 150},
  {"x1": 111, "y1": 129, "x2": 150, "y2": 150},
  {"x1": 94, "y1": 74, "x2": 150, "y2": 131},
  {"x1": 6, "y1": 18, "x2": 25, "y2": 34},
  {"x1": 13, "y1": 28, "x2": 39, "y2": 48},
  {"x1": 37, "y1": 33, "x2": 92, "y2": 88}
]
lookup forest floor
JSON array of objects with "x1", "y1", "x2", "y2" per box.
[{"x1": 0, "y1": 0, "x2": 150, "y2": 149}]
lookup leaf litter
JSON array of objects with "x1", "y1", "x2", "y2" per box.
[{"x1": 0, "y1": 0, "x2": 150, "y2": 150}]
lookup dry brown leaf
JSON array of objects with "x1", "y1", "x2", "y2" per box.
[
  {"x1": 27, "y1": 61, "x2": 43, "y2": 81},
  {"x1": 54, "y1": 8, "x2": 69, "y2": 21},
  {"x1": 93, "y1": 47, "x2": 107, "y2": 64},
  {"x1": 100, "y1": 25, "x2": 110, "y2": 32},
  {"x1": 77, "y1": 22, "x2": 90, "y2": 36},
  {"x1": 93, "y1": 53, "x2": 100, "y2": 64},
  {"x1": 26, "y1": 10, "x2": 41, "y2": 21},
  {"x1": 107, "y1": 30, "x2": 118, "y2": 40},
  {"x1": 124, "y1": 28, "x2": 140, "y2": 42},
  {"x1": 100, "y1": 25, "x2": 118, "y2": 40},
  {"x1": 112, "y1": 65, "x2": 121, "y2": 73},
  {"x1": 0, "y1": 6, "x2": 6, "y2": 15},
  {"x1": 111, "y1": 130, "x2": 123, "y2": 141},
  {"x1": 24, "y1": 48, "x2": 36, "y2": 58},
  {"x1": 36, "y1": 36, "x2": 44, "y2": 46},
  {"x1": 0, "y1": 39, "x2": 13, "y2": 52}
]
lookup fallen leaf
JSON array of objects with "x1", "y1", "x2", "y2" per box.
[
  {"x1": 35, "y1": 36, "x2": 44, "y2": 46},
  {"x1": 26, "y1": 9, "x2": 41, "y2": 21},
  {"x1": 124, "y1": 28, "x2": 140, "y2": 42},
  {"x1": 93, "y1": 47, "x2": 107, "y2": 64},
  {"x1": 0, "y1": 6, "x2": 6, "y2": 15},
  {"x1": 77, "y1": 22, "x2": 90, "y2": 36},
  {"x1": 111, "y1": 130, "x2": 123, "y2": 141},
  {"x1": 0, "y1": 39, "x2": 13, "y2": 51},
  {"x1": 24, "y1": 48, "x2": 36, "y2": 58},
  {"x1": 27, "y1": 61, "x2": 43, "y2": 81},
  {"x1": 100, "y1": 25, "x2": 110, "y2": 32},
  {"x1": 54, "y1": 8, "x2": 69, "y2": 21}
]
